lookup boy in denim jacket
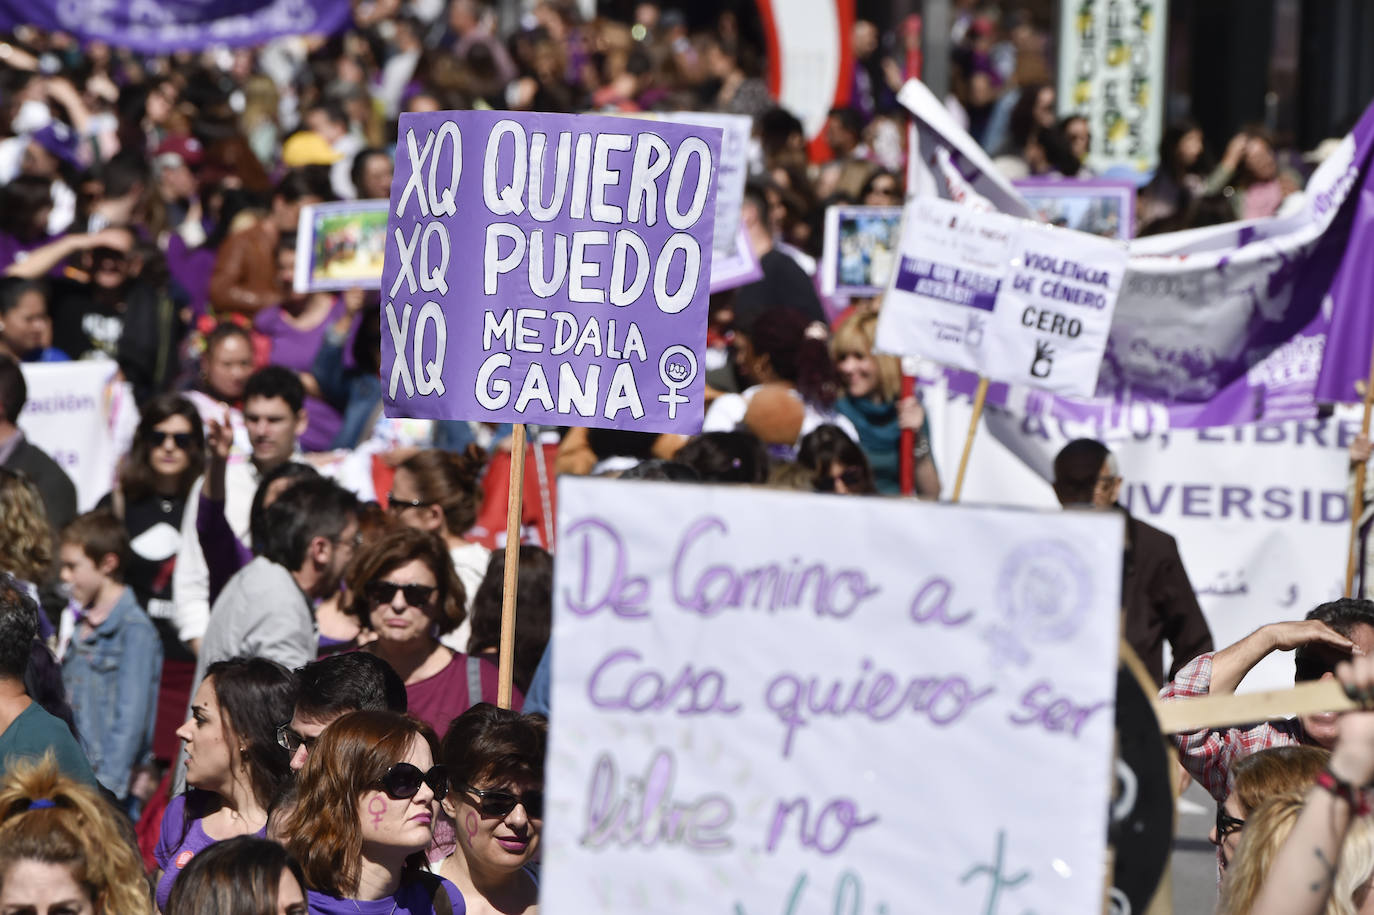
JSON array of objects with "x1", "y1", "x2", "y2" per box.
[{"x1": 59, "y1": 510, "x2": 161, "y2": 804}]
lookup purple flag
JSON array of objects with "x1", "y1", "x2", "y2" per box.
[
  {"x1": 380, "y1": 110, "x2": 722, "y2": 435},
  {"x1": 899, "y1": 77, "x2": 1374, "y2": 431},
  {"x1": 0, "y1": 0, "x2": 351, "y2": 53}
]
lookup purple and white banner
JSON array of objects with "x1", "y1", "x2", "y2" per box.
[
  {"x1": 877, "y1": 196, "x2": 1127, "y2": 399},
  {"x1": 380, "y1": 110, "x2": 721, "y2": 434},
  {"x1": 0, "y1": 0, "x2": 351, "y2": 53},
  {"x1": 898, "y1": 79, "x2": 1374, "y2": 431}
]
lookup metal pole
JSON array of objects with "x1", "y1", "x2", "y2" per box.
[{"x1": 922, "y1": 0, "x2": 952, "y2": 100}]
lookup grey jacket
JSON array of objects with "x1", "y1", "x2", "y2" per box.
[{"x1": 191, "y1": 556, "x2": 314, "y2": 693}]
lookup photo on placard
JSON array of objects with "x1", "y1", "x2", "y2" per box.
[
  {"x1": 1012, "y1": 179, "x2": 1137, "y2": 240},
  {"x1": 293, "y1": 200, "x2": 390, "y2": 293},
  {"x1": 821, "y1": 205, "x2": 904, "y2": 297}
]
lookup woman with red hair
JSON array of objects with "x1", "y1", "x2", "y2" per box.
[{"x1": 280, "y1": 709, "x2": 460, "y2": 913}]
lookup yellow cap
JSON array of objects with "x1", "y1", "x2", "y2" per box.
[{"x1": 282, "y1": 131, "x2": 343, "y2": 166}]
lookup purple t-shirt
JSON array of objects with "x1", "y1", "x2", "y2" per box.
[
  {"x1": 154, "y1": 791, "x2": 268, "y2": 910},
  {"x1": 254, "y1": 298, "x2": 348, "y2": 452},
  {"x1": 307, "y1": 875, "x2": 465, "y2": 914}
]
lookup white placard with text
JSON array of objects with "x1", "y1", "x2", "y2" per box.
[{"x1": 542, "y1": 477, "x2": 1123, "y2": 914}]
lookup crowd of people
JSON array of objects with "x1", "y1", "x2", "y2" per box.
[{"x1": 0, "y1": 0, "x2": 1358, "y2": 911}]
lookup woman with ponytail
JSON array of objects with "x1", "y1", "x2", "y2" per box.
[
  {"x1": 702, "y1": 306, "x2": 858, "y2": 456},
  {"x1": 0, "y1": 753, "x2": 153, "y2": 913},
  {"x1": 386, "y1": 447, "x2": 490, "y2": 649}
]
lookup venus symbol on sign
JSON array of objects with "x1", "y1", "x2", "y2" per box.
[{"x1": 658, "y1": 345, "x2": 698, "y2": 419}]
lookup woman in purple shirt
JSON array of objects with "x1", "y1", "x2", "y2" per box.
[
  {"x1": 280, "y1": 710, "x2": 464, "y2": 914},
  {"x1": 154, "y1": 657, "x2": 296, "y2": 910},
  {"x1": 254, "y1": 239, "x2": 350, "y2": 452}
]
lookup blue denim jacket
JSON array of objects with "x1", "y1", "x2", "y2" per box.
[{"x1": 61, "y1": 587, "x2": 161, "y2": 799}]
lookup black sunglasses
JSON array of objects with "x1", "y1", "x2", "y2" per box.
[
  {"x1": 817, "y1": 467, "x2": 866, "y2": 492},
  {"x1": 1216, "y1": 804, "x2": 1244, "y2": 841},
  {"x1": 365, "y1": 580, "x2": 437, "y2": 607},
  {"x1": 276, "y1": 723, "x2": 316, "y2": 755},
  {"x1": 387, "y1": 492, "x2": 434, "y2": 511},
  {"x1": 145, "y1": 430, "x2": 195, "y2": 450},
  {"x1": 379, "y1": 763, "x2": 449, "y2": 802},
  {"x1": 463, "y1": 784, "x2": 543, "y2": 820}
]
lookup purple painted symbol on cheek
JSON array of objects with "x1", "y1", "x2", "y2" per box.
[
  {"x1": 368, "y1": 795, "x2": 388, "y2": 827},
  {"x1": 465, "y1": 811, "x2": 479, "y2": 841}
]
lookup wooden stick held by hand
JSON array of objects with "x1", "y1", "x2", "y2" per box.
[
  {"x1": 951, "y1": 376, "x2": 989, "y2": 503},
  {"x1": 497, "y1": 423, "x2": 527, "y2": 709}
]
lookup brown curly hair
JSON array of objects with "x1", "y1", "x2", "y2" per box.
[
  {"x1": 0, "y1": 469, "x2": 51, "y2": 583},
  {"x1": 345, "y1": 527, "x2": 467, "y2": 635}
]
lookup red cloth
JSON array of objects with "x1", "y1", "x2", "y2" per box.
[
  {"x1": 152, "y1": 659, "x2": 195, "y2": 763},
  {"x1": 1160, "y1": 652, "x2": 1304, "y2": 802},
  {"x1": 469, "y1": 443, "x2": 559, "y2": 550}
]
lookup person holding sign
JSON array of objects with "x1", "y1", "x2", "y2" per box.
[
  {"x1": 831, "y1": 312, "x2": 939, "y2": 497},
  {"x1": 1161, "y1": 598, "x2": 1373, "y2": 803}
]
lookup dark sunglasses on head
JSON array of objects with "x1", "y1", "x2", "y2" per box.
[
  {"x1": 365, "y1": 580, "x2": 436, "y2": 607},
  {"x1": 387, "y1": 492, "x2": 434, "y2": 511},
  {"x1": 145, "y1": 430, "x2": 194, "y2": 450},
  {"x1": 1216, "y1": 803, "x2": 1244, "y2": 840},
  {"x1": 379, "y1": 762, "x2": 449, "y2": 801},
  {"x1": 463, "y1": 784, "x2": 543, "y2": 820}
]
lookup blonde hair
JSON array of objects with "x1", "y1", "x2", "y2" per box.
[
  {"x1": 1219, "y1": 792, "x2": 1374, "y2": 915},
  {"x1": 0, "y1": 753, "x2": 153, "y2": 914},
  {"x1": 0, "y1": 471, "x2": 52, "y2": 583},
  {"x1": 830, "y1": 311, "x2": 902, "y2": 403}
]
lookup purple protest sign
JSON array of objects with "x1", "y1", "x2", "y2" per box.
[
  {"x1": 0, "y1": 0, "x2": 350, "y2": 53},
  {"x1": 380, "y1": 110, "x2": 721, "y2": 434}
]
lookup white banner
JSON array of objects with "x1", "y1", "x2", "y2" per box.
[
  {"x1": 18, "y1": 361, "x2": 137, "y2": 511},
  {"x1": 877, "y1": 197, "x2": 1127, "y2": 397},
  {"x1": 925, "y1": 381, "x2": 1355, "y2": 693},
  {"x1": 1057, "y1": 0, "x2": 1170, "y2": 174},
  {"x1": 544, "y1": 477, "x2": 1122, "y2": 914}
]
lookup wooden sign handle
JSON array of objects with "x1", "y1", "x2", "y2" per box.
[
  {"x1": 951, "y1": 376, "x2": 989, "y2": 503},
  {"x1": 1153, "y1": 679, "x2": 1356, "y2": 735},
  {"x1": 1346, "y1": 352, "x2": 1374, "y2": 597},
  {"x1": 497, "y1": 423, "x2": 527, "y2": 709}
]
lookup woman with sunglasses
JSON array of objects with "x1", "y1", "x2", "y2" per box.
[
  {"x1": 387, "y1": 448, "x2": 490, "y2": 648},
  {"x1": 281, "y1": 709, "x2": 462, "y2": 913},
  {"x1": 435, "y1": 704, "x2": 546, "y2": 915},
  {"x1": 155, "y1": 657, "x2": 296, "y2": 911},
  {"x1": 1210, "y1": 745, "x2": 1329, "y2": 873},
  {"x1": 101, "y1": 393, "x2": 205, "y2": 767},
  {"x1": 349, "y1": 528, "x2": 512, "y2": 738},
  {"x1": 797, "y1": 424, "x2": 877, "y2": 495}
]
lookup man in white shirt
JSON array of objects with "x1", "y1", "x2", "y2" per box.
[{"x1": 172, "y1": 366, "x2": 307, "y2": 655}]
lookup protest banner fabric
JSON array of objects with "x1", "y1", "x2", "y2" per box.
[
  {"x1": 294, "y1": 200, "x2": 389, "y2": 293},
  {"x1": 925, "y1": 377, "x2": 1356, "y2": 694},
  {"x1": 1057, "y1": 0, "x2": 1169, "y2": 174},
  {"x1": 379, "y1": 110, "x2": 722, "y2": 434},
  {"x1": 18, "y1": 361, "x2": 136, "y2": 511},
  {"x1": 899, "y1": 78, "x2": 1374, "y2": 430},
  {"x1": 0, "y1": 0, "x2": 350, "y2": 53},
  {"x1": 876, "y1": 197, "x2": 1127, "y2": 398},
  {"x1": 543, "y1": 477, "x2": 1122, "y2": 914}
]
